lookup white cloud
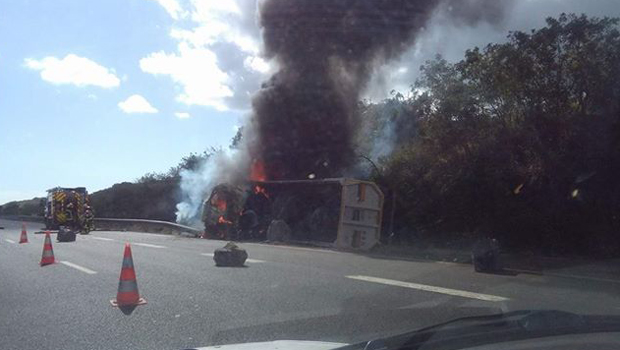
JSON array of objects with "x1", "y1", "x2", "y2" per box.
[
  {"x1": 169, "y1": 26, "x2": 258, "y2": 54},
  {"x1": 244, "y1": 56, "x2": 270, "y2": 74},
  {"x1": 140, "y1": 0, "x2": 269, "y2": 111},
  {"x1": 140, "y1": 43, "x2": 233, "y2": 111},
  {"x1": 24, "y1": 54, "x2": 120, "y2": 88},
  {"x1": 176, "y1": 0, "x2": 258, "y2": 53},
  {"x1": 148, "y1": 0, "x2": 187, "y2": 20},
  {"x1": 175, "y1": 112, "x2": 191, "y2": 119},
  {"x1": 190, "y1": 0, "x2": 241, "y2": 20},
  {"x1": 118, "y1": 94, "x2": 158, "y2": 114}
]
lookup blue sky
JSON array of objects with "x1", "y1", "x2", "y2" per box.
[
  {"x1": 1, "y1": 0, "x2": 619, "y2": 204},
  {"x1": 0, "y1": 0, "x2": 267, "y2": 203}
]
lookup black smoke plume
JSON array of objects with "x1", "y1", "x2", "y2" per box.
[{"x1": 249, "y1": 0, "x2": 512, "y2": 180}]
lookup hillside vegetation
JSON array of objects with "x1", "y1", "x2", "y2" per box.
[
  {"x1": 365, "y1": 14, "x2": 620, "y2": 256},
  {"x1": 0, "y1": 197, "x2": 44, "y2": 216},
  {"x1": 89, "y1": 151, "x2": 212, "y2": 221}
]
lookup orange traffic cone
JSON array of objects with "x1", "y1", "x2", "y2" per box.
[
  {"x1": 19, "y1": 222, "x2": 28, "y2": 243},
  {"x1": 110, "y1": 243, "x2": 146, "y2": 307},
  {"x1": 40, "y1": 231, "x2": 55, "y2": 266}
]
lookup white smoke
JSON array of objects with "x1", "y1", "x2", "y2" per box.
[
  {"x1": 175, "y1": 149, "x2": 246, "y2": 227},
  {"x1": 369, "y1": 118, "x2": 397, "y2": 162},
  {"x1": 366, "y1": 0, "x2": 620, "y2": 102}
]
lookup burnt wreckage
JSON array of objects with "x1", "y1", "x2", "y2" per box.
[{"x1": 201, "y1": 178, "x2": 384, "y2": 250}]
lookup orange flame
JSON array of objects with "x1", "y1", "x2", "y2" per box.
[
  {"x1": 254, "y1": 185, "x2": 269, "y2": 198},
  {"x1": 211, "y1": 194, "x2": 227, "y2": 212},
  {"x1": 250, "y1": 160, "x2": 266, "y2": 182},
  {"x1": 218, "y1": 216, "x2": 232, "y2": 225}
]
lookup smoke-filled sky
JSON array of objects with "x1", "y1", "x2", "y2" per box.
[
  {"x1": 1, "y1": 0, "x2": 619, "y2": 203},
  {"x1": 249, "y1": 0, "x2": 517, "y2": 180}
]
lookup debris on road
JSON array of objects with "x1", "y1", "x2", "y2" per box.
[
  {"x1": 57, "y1": 226, "x2": 77, "y2": 242},
  {"x1": 213, "y1": 242, "x2": 248, "y2": 267}
]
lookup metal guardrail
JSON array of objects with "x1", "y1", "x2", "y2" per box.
[
  {"x1": 0, "y1": 216, "x2": 203, "y2": 236},
  {"x1": 94, "y1": 218, "x2": 203, "y2": 236},
  {"x1": 0, "y1": 215, "x2": 45, "y2": 223}
]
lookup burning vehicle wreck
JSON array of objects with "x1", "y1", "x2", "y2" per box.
[
  {"x1": 178, "y1": 0, "x2": 471, "y2": 251},
  {"x1": 201, "y1": 178, "x2": 384, "y2": 251}
]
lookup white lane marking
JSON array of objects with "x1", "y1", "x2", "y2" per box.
[
  {"x1": 346, "y1": 275, "x2": 509, "y2": 302},
  {"x1": 4, "y1": 239, "x2": 16, "y2": 243},
  {"x1": 59, "y1": 261, "x2": 97, "y2": 275},
  {"x1": 91, "y1": 237, "x2": 114, "y2": 241},
  {"x1": 133, "y1": 242, "x2": 166, "y2": 249},
  {"x1": 201, "y1": 253, "x2": 265, "y2": 263},
  {"x1": 246, "y1": 259, "x2": 266, "y2": 263}
]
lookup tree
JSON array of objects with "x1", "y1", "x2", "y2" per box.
[
  {"x1": 379, "y1": 14, "x2": 620, "y2": 255},
  {"x1": 2, "y1": 202, "x2": 19, "y2": 215}
]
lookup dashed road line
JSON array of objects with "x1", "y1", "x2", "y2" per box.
[
  {"x1": 133, "y1": 242, "x2": 167, "y2": 249},
  {"x1": 59, "y1": 261, "x2": 97, "y2": 275},
  {"x1": 247, "y1": 259, "x2": 266, "y2": 263},
  {"x1": 346, "y1": 275, "x2": 509, "y2": 302},
  {"x1": 201, "y1": 252, "x2": 265, "y2": 263},
  {"x1": 246, "y1": 258, "x2": 266, "y2": 263},
  {"x1": 4, "y1": 239, "x2": 16, "y2": 244},
  {"x1": 91, "y1": 237, "x2": 115, "y2": 241}
]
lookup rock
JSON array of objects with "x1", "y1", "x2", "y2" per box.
[
  {"x1": 213, "y1": 242, "x2": 248, "y2": 267},
  {"x1": 266, "y1": 220, "x2": 291, "y2": 242},
  {"x1": 57, "y1": 226, "x2": 77, "y2": 242}
]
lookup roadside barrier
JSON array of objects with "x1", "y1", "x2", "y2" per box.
[
  {"x1": 1, "y1": 216, "x2": 203, "y2": 237},
  {"x1": 94, "y1": 218, "x2": 202, "y2": 237}
]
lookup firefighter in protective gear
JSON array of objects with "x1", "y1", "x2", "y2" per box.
[
  {"x1": 84, "y1": 204, "x2": 95, "y2": 233},
  {"x1": 65, "y1": 202, "x2": 76, "y2": 227}
]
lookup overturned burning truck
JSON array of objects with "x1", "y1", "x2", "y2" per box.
[{"x1": 201, "y1": 178, "x2": 384, "y2": 251}]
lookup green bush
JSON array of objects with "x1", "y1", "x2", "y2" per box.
[{"x1": 371, "y1": 14, "x2": 620, "y2": 256}]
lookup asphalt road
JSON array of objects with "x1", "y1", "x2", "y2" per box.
[{"x1": 1, "y1": 218, "x2": 619, "y2": 350}]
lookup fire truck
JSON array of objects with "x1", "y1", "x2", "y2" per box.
[{"x1": 44, "y1": 187, "x2": 94, "y2": 238}]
